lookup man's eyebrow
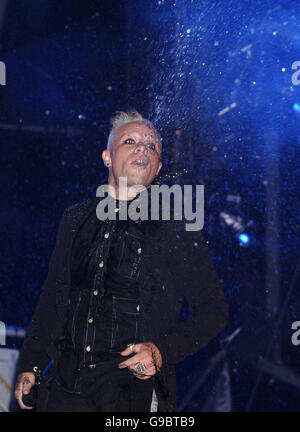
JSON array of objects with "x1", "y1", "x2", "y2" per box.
[{"x1": 119, "y1": 131, "x2": 160, "y2": 142}]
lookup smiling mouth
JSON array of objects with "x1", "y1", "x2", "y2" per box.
[{"x1": 131, "y1": 158, "x2": 149, "y2": 167}]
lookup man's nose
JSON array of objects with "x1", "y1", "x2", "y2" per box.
[{"x1": 136, "y1": 141, "x2": 148, "y2": 152}]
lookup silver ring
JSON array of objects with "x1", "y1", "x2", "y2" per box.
[
  {"x1": 127, "y1": 343, "x2": 135, "y2": 353},
  {"x1": 134, "y1": 363, "x2": 147, "y2": 375}
]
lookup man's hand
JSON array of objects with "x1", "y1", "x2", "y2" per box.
[
  {"x1": 119, "y1": 342, "x2": 162, "y2": 380},
  {"x1": 14, "y1": 372, "x2": 35, "y2": 410}
]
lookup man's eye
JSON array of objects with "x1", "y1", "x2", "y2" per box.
[
  {"x1": 147, "y1": 143, "x2": 156, "y2": 151},
  {"x1": 124, "y1": 138, "x2": 135, "y2": 145}
]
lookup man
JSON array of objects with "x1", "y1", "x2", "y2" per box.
[{"x1": 14, "y1": 110, "x2": 228, "y2": 412}]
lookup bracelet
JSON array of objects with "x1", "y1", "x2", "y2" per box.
[{"x1": 32, "y1": 366, "x2": 42, "y2": 386}]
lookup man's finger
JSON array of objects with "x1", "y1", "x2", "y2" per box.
[
  {"x1": 134, "y1": 373, "x2": 152, "y2": 380},
  {"x1": 132, "y1": 367, "x2": 156, "y2": 380},
  {"x1": 119, "y1": 352, "x2": 155, "y2": 371},
  {"x1": 119, "y1": 352, "x2": 141, "y2": 368},
  {"x1": 18, "y1": 395, "x2": 33, "y2": 410},
  {"x1": 14, "y1": 383, "x2": 22, "y2": 396},
  {"x1": 15, "y1": 389, "x2": 33, "y2": 410},
  {"x1": 118, "y1": 342, "x2": 156, "y2": 369},
  {"x1": 120, "y1": 343, "x2": 141, "y2": 356},
  {"x1": 132, "y1": 364, "x2": 156, "y2": 377},
  {"x1": 22, "y1": 379, "x2": 33, "y2": 395},
  {"x1": 120, "y1": 346, "x2": 132, "y2": 356},
  {"x1": 14, "y1": 377, "x2": 34, "y2": 410},
  {"x1": 129, "y1": 359, "x2": 152, "y2": 373},
  {"x1": 142, "y1": 365, "x2": 157, "y2": 376}
]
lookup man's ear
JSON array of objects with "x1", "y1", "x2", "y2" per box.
[
  {"x1": 102, "y1": 149, "x2": 112, "y2": 167},
  {"x1": 156, "y1": 161, "x2": 162, "y2": 176}
]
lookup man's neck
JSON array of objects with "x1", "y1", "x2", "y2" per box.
[{"x1": 107, "y1": 181, "x2": 149, "y2": 201}]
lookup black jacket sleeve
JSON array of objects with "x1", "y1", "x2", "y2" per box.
[
  {"x1": 17, "y1": 207, "x2": 71, "y2": 376},
  {"x1": 152, "y1": 224, "x2": 229, "y2": 365}
]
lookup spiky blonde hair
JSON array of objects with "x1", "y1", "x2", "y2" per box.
[{"x1": 107, "y1": 109, "x2": 161, "y2": 150}]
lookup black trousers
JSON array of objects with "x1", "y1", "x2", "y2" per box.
[{"x1": 41, "y1": 356, "x2": 155, "y2": 412}]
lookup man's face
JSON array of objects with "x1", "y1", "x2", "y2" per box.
[{"x1": 102, "y1": 121, "x2": 162, "y2": 189}]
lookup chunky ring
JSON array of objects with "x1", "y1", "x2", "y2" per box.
[
  {"x1": 134, "y1": 363, "x2": 147, "y2": 375},
  {"x1": 127, "y1": 343, "x2": 135, "y2": 353}
]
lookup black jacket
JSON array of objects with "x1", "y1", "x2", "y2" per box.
[{"x1": 17, "y1": 193, "x2": 229, "y2": 411}]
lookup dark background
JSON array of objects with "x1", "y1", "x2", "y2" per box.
[{"x1": 0, "y1": 0, "x2": 299, "y2": 411}]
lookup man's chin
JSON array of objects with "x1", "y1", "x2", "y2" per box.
[
  {"x1": 123, "y1": 170, "x2": 149, "y2": 187},
  {"x1": 126, "y1": 176, "x2": 147, "y2": 187}
]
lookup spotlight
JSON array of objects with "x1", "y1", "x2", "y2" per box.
[
  {"x1": 238, "y1": 233, "x2": 250, "y2": 246},
  {"x1": 293, "y1": 103, "x2": 300, "y2": 114}
]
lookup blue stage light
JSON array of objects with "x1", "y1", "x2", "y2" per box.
[
  {"x1": 293, "y1": 103, "x2": 300, "y2": 114},
  {"x1": 238, "y1": 233, "x2": 250, "y2": 245}
]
